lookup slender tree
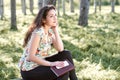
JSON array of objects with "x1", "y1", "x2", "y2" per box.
[
  {"x1": 111, "y1": 0, "x2": 115, "y2": 12},
  {"x1": 48, "y1": 0, "x2": 57, "y2": 6},
  {"x1": 94, "y1": 0, "x2": 97, "y2": 13},
  {"x1": 70, "y1": 0, "x2": 74, "y2": 12},
  {"x1": 38, "y1": 0, "x2": 57, "y2": 9},
  {"x1": 38, "y1": 0, "x2": 48, "y2": 9},
  {"x1": 29, "y1": 0, "x2": 34, "y2": 14},
  {"x1": 78, "y1": 0, "x2": 90, "y2": 26},
  {"x1": 43, "y1": 0, "x2": 46, "y2": 6},
  {"x1": 38, "y1": 0, "x2": 43, "y2": 9},
  {"x1": 62, "y1": 0, "x2": 65, "y2": 15},
  {"x1": 57, "y1": 0, "x2": 61, "y2": 15},
  {"x1": 10, "y1": 0, "x2": 17, "y2": 30},
  {"x1": 0, "y1": 0, "x2": 4, "y2": 20},
  {"x1": 21, "y1": 0, "x2": 26, "y2": 15},
  {"x1": 98, "y1": 0, "x2": 101, "y2": 12}
]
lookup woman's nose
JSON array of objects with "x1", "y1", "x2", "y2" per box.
[{"x1": 54, "y1": 16, "x2": 57, "y2": 20}]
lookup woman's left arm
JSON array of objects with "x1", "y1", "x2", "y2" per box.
[{"x1": 52, "y1": 27, "x2": 64, "y2": 52}]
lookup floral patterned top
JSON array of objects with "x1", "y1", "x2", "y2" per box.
[{"x1": 18, "y1": 27, "x2": 53, "y2": 71}]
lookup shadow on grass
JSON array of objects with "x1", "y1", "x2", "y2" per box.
[
  {"x1": 0, "y1": 40, "x2": 23, "y2": 63},
  {"x1": 63, "y1": 40, "x2": 84, "y2": 61},
  {"x1": 63, "y1": 40, "x2": 120, "y2": 71},
  {"x1": 0, "y1": 42, "x2": 23, "y2": 79}
]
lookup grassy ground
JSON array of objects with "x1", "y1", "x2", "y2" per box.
[{"x1": 0, "y1": 1, "x2": 120, "y2": 80}]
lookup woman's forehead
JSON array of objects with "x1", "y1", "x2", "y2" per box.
[{"x1": 47, "y1": 9, "x2": 56, "y2": 15}]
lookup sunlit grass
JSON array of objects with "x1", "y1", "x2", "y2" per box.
[{"x1": 57, "y1": 9, "x2": 120, "y2": 79}]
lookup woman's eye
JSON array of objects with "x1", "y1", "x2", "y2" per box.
[
  {"x1": 50, "y1": 16, "x2": 53, "y2": 18},
  {"x1": 49, "y1": 14, "x2": 56, "y2": 18}
]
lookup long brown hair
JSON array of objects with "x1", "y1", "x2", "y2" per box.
[{"x1": 23, "y1": 5, "x2": 56, "y2": 47}]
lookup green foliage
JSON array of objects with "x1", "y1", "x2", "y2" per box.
[{"x1": 58, "y1": 13, "x2": 120, "y2": 79}]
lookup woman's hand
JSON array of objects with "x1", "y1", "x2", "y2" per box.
[
  {"x1": 50, "y1": 61, "x2": 65, "y2": 68},
  {"x1": 51, "y1": 20, "x2": 64, "y2": 52},
  {"x1": 51, "y1": 21, "x2": 58, "y2": 32}
]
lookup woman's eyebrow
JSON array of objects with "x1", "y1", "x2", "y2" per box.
[{"x1": 48, "y1": 13, "x2": 55, "y2": 16}]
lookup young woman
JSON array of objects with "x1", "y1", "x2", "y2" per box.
[{"x1": 18, "y1": 5, "x2": 78, "y2": 80}]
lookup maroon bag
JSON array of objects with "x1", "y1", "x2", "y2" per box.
[{"x1": 50, "y1": 59, "x2": 74, "y2": 77}]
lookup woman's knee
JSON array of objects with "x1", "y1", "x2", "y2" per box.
[{"x1": 59, "y1": 50, "x2": 72, "y2": 57}]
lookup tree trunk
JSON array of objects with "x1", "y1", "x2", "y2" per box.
[
  {"x1": 57, "y1": 0, "x2": 61, "y2": 16},
  {"x1": 111, "y1": 0, "x2": 115, "y2": 13},
  {"x1": 10, "y1": 0, "x2": 17, "y2": 30},
  {"x1": 70, "y1": 0, "x2": 74, "y2": 12},
  {"x1": 38, "y1": 0, "x2": 43, "y2": 9},
  {"x1": 99, "y1": 0, "x2": 101, "y2": 12},
  {"x1": 62, "y1": 0, "x2": 65, "y2": 15},
  {"x1": 78, "y1": 0, "x2": 90, "y2": 26},
  {"x1": 48, "y1": 0, "x2": 57, "y2": 6},
  {"x1": 21, "y1": 0, "x2": 26, "y2": 15},
  {"x1": 43, "y1": 0, "x2": 46, "y2": 7},
  {"x1": 29, "y1": 0, "x2": 34, "y2": 14},
  {"x1": 38, "y1": 0, "x2": 57, "y2": 9},
  {"x1": 53, "y1": 0, "x2": 57, "y2": 6},
  {"x1": 0, "y1": 0, "x2": 4, "y2": 20},
  {"x1": 94, "y1": 0, "x2": 97, "y2": 13}
]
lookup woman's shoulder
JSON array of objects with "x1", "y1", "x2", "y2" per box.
[{"x1": 33, "y1": 27, "x2": 44, "y2": 35}]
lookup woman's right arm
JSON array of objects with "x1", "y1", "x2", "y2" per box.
[{"x1": 26, "y1": 33, "x2": 64, "y2": 67}]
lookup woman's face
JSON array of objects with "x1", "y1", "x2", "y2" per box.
[{"x1": 44, "y1": 9, "x2": 57, "y2": 27}]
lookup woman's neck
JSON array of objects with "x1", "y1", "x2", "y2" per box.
[{"x1": 43, "y1": 25, "x2": 50, "y2": 34}]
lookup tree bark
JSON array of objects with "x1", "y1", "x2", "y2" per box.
[
  {"x1": 10, "y1": 0, "x2": 17, "y2": 30},
  {"x1": 99, "y1": 0, "x2": 101, "y2": 12},
  {"x1": 43, "y1": 0, "x2": 46, "y2": 6},
  {"x1": 78, "y1": 0, "x2": 90, "y2": 26},
  {"x1": 29, "y1": 0, "x2": 34, "y2": 14},
  {"x1": 46, "y1": 0, "x2": 57, "y2": 6},
  {"x1": 0, "y1": 0, "x2": 4, "y2": 20},
  {"x1": 38, "y1": 0, "x2": 57, "y2": 9},
  {"x1": 70, "y1": 0, "x2": 74, "y2": 12},
  {"x1": 111, "y1": 0, "x2": 115, "y2": 13},
  {"x1": 21, "y1": 0, "x2": 26, "y2": 15},
  {"x1": 38, "y1": 0, "x2": 43, "y2": 9},
  {"x1": 94, "y1": 0, "x2": 97, "y2": 13},
  {"x1": 57, "y1": 0, "x2": 61, "y2": 16},
  {"x1": 62, "y1": 0, "x2": 65, "y2": 15}
]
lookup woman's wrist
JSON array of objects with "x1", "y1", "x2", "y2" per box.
[
  {"x1": 52, "y1": 27, "x2": 58, "y2": 33},
  {"x1": 53, "y1": 29, "x2": 59, "y2": 36},
  {"x1": 49, "y1": 62, "x2": 52, "y2": 66},
  {"x1": 49, "y1": 62, "x2": 54, "y2": 66}
]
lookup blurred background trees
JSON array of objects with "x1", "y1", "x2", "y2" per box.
[
  {"x1": 0, "y1": 0, "x2": 118, "y2": 30},
  {"x1": 78, "y1": 0, "x2": 90, "y2": 26},
  {"x1": 0, "y1": 0, "x2": 4, "y2": 20},
  {"x1": 10, "y1": 0, "x2": 17, "y2": 30}
]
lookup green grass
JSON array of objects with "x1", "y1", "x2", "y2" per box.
[
  {"x1": 60, "y1": 13, "x2": 120, "y2": 80},
  {"x1": 59, "y1": 13, "x2": 120, "y2": 80},
  {"x1": 0, "y1": 2, "x2": 120, "y2": 79}
]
